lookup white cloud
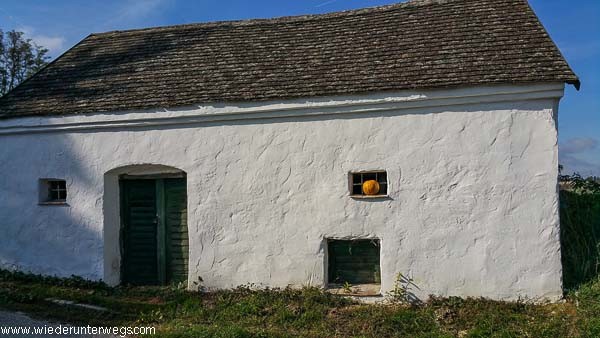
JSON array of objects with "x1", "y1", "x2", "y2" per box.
[
  {"x1": 560, "y1": 137, "x2": 600, "y2": 176},
  {"x1": 30, "y1": 35, "x2": 65, "y2": 53},
  {"x1": 16, "y1": 26, "x2": 66, "y2": 56},
  {"x1": 561, "y1": 137, "x2": 599, "y2": 154},
  {"x1": 315, "y1": 0, "x2": 339, "y2": 8},
  {"x1": 560, "y1": 153, "x2": 600, "y2": 177},
  {"x1": 108, "y1": 0, "x2": 167, "y2": 26},
  {"x1": 15, "y1": 25, "x2": 34, "y2": 36}
]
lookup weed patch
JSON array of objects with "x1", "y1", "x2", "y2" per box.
[{"x1": 0, "y1": 272, "x2": 598, "y2": 336}]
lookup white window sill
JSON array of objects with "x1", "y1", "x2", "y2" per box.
[{"x1": 350, "y1": 195, "x2": 390, "y2": 200}]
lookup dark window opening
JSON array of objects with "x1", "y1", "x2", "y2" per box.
[
  {"x1": 328, "y1": 239, "x2": 381, "y2": 285},
  {"x1": 40, "y1": 179, "x2": 67, "y2": 203},
  {"x1": 350, "y1": 171, "x2": 388, "y2": 196}
]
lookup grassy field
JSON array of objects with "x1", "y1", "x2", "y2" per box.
[{"x1": 1, "y1": 269, "x2": 599, "y2": 337}]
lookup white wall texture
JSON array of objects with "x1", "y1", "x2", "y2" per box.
[{"x1": 0, "y1": 83, "x2": 566, "y2": 301}]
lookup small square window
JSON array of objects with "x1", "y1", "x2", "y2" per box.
[
  {"x1": 349, "y1": 171, "x2": 388, "y2": 197},
  {"x1": 327, "y1": 239, "x2": 381, "y2": 289},
  {"x1": 39, "y1": 179, "x2": 67, "y2": 204}
]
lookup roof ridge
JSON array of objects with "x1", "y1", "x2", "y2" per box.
[{"x1": 91, "y1": 0, "x2": 453, "y2": 37}]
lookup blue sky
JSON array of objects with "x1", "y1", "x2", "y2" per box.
[{"x1": 1, "y1": 0, "x2": 598, "y2": 176}]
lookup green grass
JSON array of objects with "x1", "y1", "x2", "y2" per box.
[{"x1": 1, "y1": 269, "x2": 599, "y2": 337}]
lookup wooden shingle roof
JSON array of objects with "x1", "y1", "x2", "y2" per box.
[{"x1": 0, "y1": 0, "x2": 579, "y2": 119}]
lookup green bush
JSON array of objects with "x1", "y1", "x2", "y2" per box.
[{"x1": 560, "y1": 174, "x2": 600, "y2": 290}]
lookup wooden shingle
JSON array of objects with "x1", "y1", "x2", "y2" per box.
[{"x1": 0, "y1": 0, "x2": 579, "y2": 118}]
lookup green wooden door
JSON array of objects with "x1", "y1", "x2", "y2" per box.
[
  {"x1": 164, "y1": 178, "x2": 189, "y2": 283},
  {"x1": 121, "y1": 177, "x2": 188, "y2": 285},
  {"x1": 121, "y1": 180, "x2": 159, "y2": 285},
  {"x1": 328, "y1": 239, "x2": 381, "y2": 285}
]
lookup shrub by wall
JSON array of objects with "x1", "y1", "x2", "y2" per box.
[{"x1": 560, "y1": 176, "x2": 600, "y2": 290}]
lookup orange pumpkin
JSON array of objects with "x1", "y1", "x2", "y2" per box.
[{"x1": 362, "y1": 180, "x2": 380, "y2": 195}]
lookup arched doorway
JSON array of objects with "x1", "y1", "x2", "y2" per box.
[{"x1": 103, "y1": 164, "x2": 188, "y2": 286}]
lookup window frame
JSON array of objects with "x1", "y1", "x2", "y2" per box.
[
  {"x1": 39, "y1": 178, "x2": 68, "y2": 205},
  {"x1": 348, "y1": 170, "x2": 389, "y2": 198},
  {"x1": 325, "y1": 237, "x2": 382, "y2": 296}
]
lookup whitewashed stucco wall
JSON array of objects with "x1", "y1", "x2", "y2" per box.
[{"x1": 0, "y1": 83, "x2": 565, "y2": 301}]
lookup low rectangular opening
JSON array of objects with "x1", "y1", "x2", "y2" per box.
[{"x1": 327, "y1": 239, "x2": 381, "y2": 295}]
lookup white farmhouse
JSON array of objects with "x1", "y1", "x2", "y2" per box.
[{"x1": 0, "y1": 0, "x2": 579, "y2": 301}]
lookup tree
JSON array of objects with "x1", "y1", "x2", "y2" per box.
[
  {"x1": 559, "y1": 165, "x2": 600, "y2": 193},
  {"x1": 0, "y1": 29, "x2": 50, "y2": 96}
]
